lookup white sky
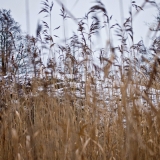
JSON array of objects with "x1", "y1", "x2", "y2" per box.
[{"x1": 0, "y1": 0, "x2": 159, "y2": 48}]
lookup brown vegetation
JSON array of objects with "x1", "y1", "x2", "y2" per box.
[{"x1": 0, "y1": 0, "x2": 160, "y2": 159}]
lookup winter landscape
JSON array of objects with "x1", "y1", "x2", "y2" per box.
[{"x1": 0, "y1": 0, "x2": 160, "y2": 159}]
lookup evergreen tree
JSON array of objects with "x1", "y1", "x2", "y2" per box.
[{"x1": 0, "y1": 9, "x2": 21, "y2": 76}]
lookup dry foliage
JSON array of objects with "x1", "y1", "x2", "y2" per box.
[{"x1": 0, "y1": 0, "x2": 160, "y2": 159}]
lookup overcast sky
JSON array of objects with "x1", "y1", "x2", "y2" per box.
[{"x1": 0, "y1": 0, "x2": 159, "y2": 48}]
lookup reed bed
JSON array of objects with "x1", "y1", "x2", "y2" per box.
[{"x1": 0, "y1": 0, "x2": 160, "y2": 159}]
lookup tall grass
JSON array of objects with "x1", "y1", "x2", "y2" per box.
[{"x1": 0, "y1": 0, "x2": 160, "y2": 159}]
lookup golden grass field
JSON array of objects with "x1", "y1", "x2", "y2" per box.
[{"x1": 0, "y1": 0, "x2": 160, "y2": 159}]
